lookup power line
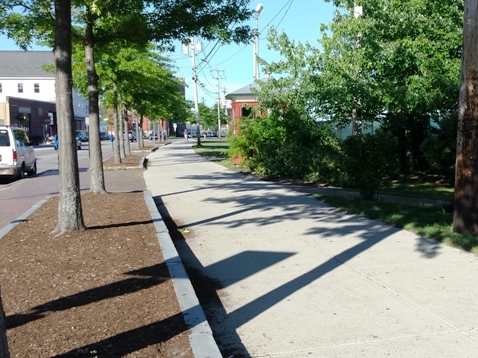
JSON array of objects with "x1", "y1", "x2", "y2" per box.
[
  {"x1": 259, "y1": 0, "x2": 294, "y2": 38},
  {"x1": 274, "y1": 0, "x2": 295, "y2": 30}
]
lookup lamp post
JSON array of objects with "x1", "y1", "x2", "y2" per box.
[
  {"x1": 253, "y1": 3, "x2": 264, "y2": 80},
  {"x1": 354, "y1": 4, "x2": 362, "y2": 18}
]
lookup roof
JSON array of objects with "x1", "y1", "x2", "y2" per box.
[
  {"x1": 225, "y1": 82, "x2": 261, "y2": 98},
  {"x1": 0, "y1": 51, "x2": 54, "y2": 78}
]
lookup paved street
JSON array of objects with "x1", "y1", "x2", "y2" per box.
[{"x1": 0, "y1": 142, "x2": 131, "y2": 229}]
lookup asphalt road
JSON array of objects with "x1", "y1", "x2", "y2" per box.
[{"x1": 0, "y1": 141, "x2": 114, "y2": 190}]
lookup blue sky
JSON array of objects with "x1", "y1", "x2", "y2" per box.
[
  {"x1": 173, "y1": 0, "x2": 337, "y2": 106},
  {"x1": 0, "y1": 0, "x2": 337, "y2": 107}
]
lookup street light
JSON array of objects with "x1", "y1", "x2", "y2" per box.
[
  {"x1": 253, "y1": 3, "x2": 264, "y2": 80},
  {"x1": 354, "y1": 5, "x2": 363, "y2": 18}
]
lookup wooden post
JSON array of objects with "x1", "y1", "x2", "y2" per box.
[{"x1": 453, "y1": 0, "x2": 478, "y2": 234}]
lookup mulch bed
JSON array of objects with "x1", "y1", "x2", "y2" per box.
[{"x1": 0, "y1": 152, "x2": 193, "y2": 357}]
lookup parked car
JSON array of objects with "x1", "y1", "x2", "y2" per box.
[
  {"x1": 100, "y1": 132, "x2": 109, "y2": 140},
  {"x1": 53, "y1": 134, "x2": 82, "y2": 150},
  {"x1": 0, "y1": 125, "x2": 37, "y2": 179},
  {"x1": 75, "y1": 130, "x2": 88, "y2": 142},
  {"x1": 149, "y1": 131, "x2": 159, "y2": 140}
]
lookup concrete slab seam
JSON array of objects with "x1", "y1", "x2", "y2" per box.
[
  {"x1": 143, "y1": 190, "x2": 222, "y2": 358},
  {"x1": 0, "y1": 196, "x2": 51, "y2": 239}
]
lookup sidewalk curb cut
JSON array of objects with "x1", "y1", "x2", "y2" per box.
[{"x1": 143, "y1": 191, "x2": 222, "y2": 358}]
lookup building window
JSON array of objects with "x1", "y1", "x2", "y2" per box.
[
  {"x1": 34, "y1": 83, "x2": 40, "y2": 93},
  {"x1": 18, "y1": 83, "x2": 23, "y2": 93}
]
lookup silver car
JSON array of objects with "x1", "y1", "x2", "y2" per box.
[{"x1": 75, "y1": 130, "x2": 88, "y2": 142}]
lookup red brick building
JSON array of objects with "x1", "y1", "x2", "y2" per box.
[{"x1": 225, "y1": 82, "x2": 260, "y2": 135}]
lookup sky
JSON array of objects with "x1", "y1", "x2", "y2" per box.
[
  {"x1": 0, "y1": 0, "x2": 337, "y2": 107},
  {"x1": 173, "y1": 0, "x2": 337, "y2": 106}
]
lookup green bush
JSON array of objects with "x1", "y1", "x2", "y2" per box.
[
  {"x1": 228, "y1": 109, "x2": 341, "y2": 183},
  {"x1": 420, "y1": 114, "x2": 457, "y2": 184},
  {"x1": 341, "y1": 131, "x2": 400, "y2": 199}
]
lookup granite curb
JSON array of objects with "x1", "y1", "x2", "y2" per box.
[{"x1": 143, "y1": 190, "x2": 222, "y2": 358}]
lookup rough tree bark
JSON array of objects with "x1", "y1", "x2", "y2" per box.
[
  {"x1": 453, "y1": 0, "x2": 478, "y2": 234},
  {"x1": 112, "y1": 83, "x2": 122, "y2": 164},
  {"x1": 85, "y1": 8, "x2": 106, "y2": 194},
  {"x1": 119, "y1": 106, "x2": 125, "y2": 159},
  {"x1": 135, "y1": 118, "x2": 143, "y2": 148},
  {"x1": 0, "y1": 287, "x2": 10, "y2": 357},
  {"x1": 54, "y1": 0, "x2": 85, "y2": 234},
  {"x1": 123, "y1": 109, "x2": 131, "y2": 156}
]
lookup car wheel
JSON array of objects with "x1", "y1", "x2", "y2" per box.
[
  {"x1": 26, "y1": 162, "x2": 37, "y2": 176},
  {"x1": 18, "y1": 164, "x2": 25, "y2": 179}
]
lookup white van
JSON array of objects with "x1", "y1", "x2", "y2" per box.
[{"x1": 0, "y1": 125, "x2": 37, "y2": 179}]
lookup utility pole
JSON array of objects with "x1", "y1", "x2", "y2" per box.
[
  {"x1": 453, "y1": 0, "x2": 478, "y2": 234},
  {"x1": 211, "y1": 68, "x2": 225, "y2": 140},
  {"x1": 184, "y1": 37, "x2": 202, "y2": 145}
]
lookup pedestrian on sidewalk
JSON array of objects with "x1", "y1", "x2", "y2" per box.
[
  {"x1": 53, "y1": 133, "x2": 59, "y2": 150},
  {"x1": 184, "y1": 129, "x2": 188, "y2": 141}
]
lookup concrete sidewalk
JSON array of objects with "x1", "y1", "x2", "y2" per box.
[{"x1": 144, "y1": 141, "x2": 478, "y2": 358}]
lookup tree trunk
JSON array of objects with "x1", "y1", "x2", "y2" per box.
[
  {"x1": 453, "y1": 0, "x2": 478, "y2": 235},
  {"x1": 53, "y1": 0, "x2": 85, "y2": 234},
  {"x1": 0, "y1": 288, "x2": 10, "y2": 357},
  {"x1": 136, "y1": 118, "x2": 143, "y2": 148},
  {"x1": 123, "y1": 109, "x2": 131, "y2": 156},
  {"x1": 112, "y1": 84, "x2": 121, "y2": 164},
  {"x1": 119, "y1": 106, "x2": 125, "y2": 159},
  {"x1": 139, "y1": 115, "x2": 144, "y2": 148},
  {"x1": 85, "y1": 8, "x2": 106, "y2": 194}
]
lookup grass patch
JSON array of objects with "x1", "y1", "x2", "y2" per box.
[
  {"x1": 314, "y1": 194, "x2": 478, "y2": 252},
  {"x1": 193, "y1": 139, "x2": 236, "y2": 169},
  {"x1": 193, "y1": 140, "x2": 229, "y2": 158},
  {"x1": 380, "y1": 181, "x2": 454, "y2": 201}
]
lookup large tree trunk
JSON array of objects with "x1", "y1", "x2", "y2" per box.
[
  {"x1": 136, "y1": 118, "x2": 143, "y2": 148},
  {"x1": 123, "y1": 110, "x2": 131, "y2": 155},
  {"x1": 453, "y1": 0, "x2": 478, "y2": 235},
  {"x1": 0, "y1": 288, "x2": 10, "y2": 357},
  {"x1": 119, "y1": 106, "x2": 125, "y2": 159},
  {"x1": 85, "y1": 8, "x2": 106, "y2": 194},
  {"x1": 112, "y1": 84, "x2": 122, "y2": 164},
  {"x1": 54, "y1": 0, "x2": 85, "y2": 234},
  {"x1": 139, "y1": 115, "x2": 145, "y2": 148}
]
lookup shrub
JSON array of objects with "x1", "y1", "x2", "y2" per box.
[
  {"x1": 420, "y1": 114, "x2": 457, "y2": 184},
  {"x1": 341, "y1": 131, "x2": 400, "y2": 199},
  {"x1": 228, "y1": 110, "x2": 341, "y2": 183}
]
